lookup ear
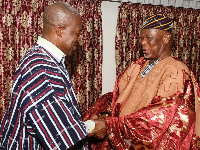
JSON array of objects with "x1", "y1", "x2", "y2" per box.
[
  {"x1": 163, "y1": 32, "x2": 172, "y2": 44},
  {"x1": 56, "y1": 26, "x2": 63, "y2": 37}
]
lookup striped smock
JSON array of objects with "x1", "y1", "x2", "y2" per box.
[{"x1": 0, "y1": 37, "x2": 87, "y2": 150}]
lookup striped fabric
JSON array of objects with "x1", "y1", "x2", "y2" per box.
[
  {"x1": 0, "y1": 44, "x2": 87, "y2": 149},
  {"x1": 141, "y1": 59, "x2": 160, "y2": 78},
  {"x1": 141, "y1": 13, "x2": 173, "y2": 33}
]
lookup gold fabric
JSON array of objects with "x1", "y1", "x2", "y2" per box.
[
  {"x1": 117, "y1": 56, "x2": 191, "y2": 116},
  {"x1": 84, "y1": 56, "x2": 200, "y2": 149}
]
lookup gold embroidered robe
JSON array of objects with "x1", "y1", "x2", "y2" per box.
[{"x1": 84, "y1": 56, "x2": 200, "y2": 150}]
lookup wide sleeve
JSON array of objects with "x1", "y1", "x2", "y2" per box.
[
  {"x1": 20, "y1": 59, "x2": 86, "y2": 149},
  {"x1": 105, "y1": 80, "x2": 196, "y2": 149},
  {"x1": 83, "y1": 92, "x2": 113, "y2": 121}
]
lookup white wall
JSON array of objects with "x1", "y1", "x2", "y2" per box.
[{"x1": 101, "y1": 1, "x2": 120, "y2": 94}]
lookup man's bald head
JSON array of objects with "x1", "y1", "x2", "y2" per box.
[
  {"x1": 42, "y1": 2, "x2": 82, "y2": 56},
  {"x1": 43, "y1": 2, "x2": 80, "y2": 30}
]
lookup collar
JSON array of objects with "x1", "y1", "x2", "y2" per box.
[
  {"x1": 141, "y1": 59, "x2": 161, "y2": 78},
  {"x1": 37, "y1": 36, "x2": 65, "y2": 63}
]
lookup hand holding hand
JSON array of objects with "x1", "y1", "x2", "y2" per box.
[
  {"x1": 91, "y1": 114, "x2": 98, "y2": 120},
  {"x1": 88, "y1": 120, "x2": 107, "y2": 139}
]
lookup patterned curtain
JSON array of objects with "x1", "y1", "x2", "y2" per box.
[
  {"x1": 115, "y1": 3, "x2": 200, "y2": 86},
  {"x1": 69, "y1": 0, "x2": 103, "y2": 116},
  {"x1": 0, "y1": 0, "x2": 102, "y2": 120}
]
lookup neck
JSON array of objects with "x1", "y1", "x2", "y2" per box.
[{"x1": 149, "y1": 55, "x2": 171, "y2": 63}]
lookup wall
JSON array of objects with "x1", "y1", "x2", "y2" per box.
[{"x1": 101, "y1": 1, "x2": 120, "y2": 94}]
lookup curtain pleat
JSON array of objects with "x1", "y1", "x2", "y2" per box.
[
  {"x1": 69, "y1": 0, "x2": 103, "y2": 116},
  {"x1": 0, "y1": 0, "x2": 103, "y2": 120},
  {"x1": 115, "y1": 3, "x2": 200, "y2": 86}
]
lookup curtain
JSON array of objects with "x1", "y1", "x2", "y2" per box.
[
  {"x1": 102, "y1": 0, "x2": 200, "y2": 9},
  {"x1": 0, "y1": 0, "x2": 102, "y2": 120},
  {"x1": 69, "y1": 0, "x2": 103, "y2": 116},
  {"x1": 115, "y1": 2, "x2": 200, "y2": 86}
]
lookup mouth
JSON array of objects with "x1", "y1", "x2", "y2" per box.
[
  {"x1": 142, "y1": 49, "x2": 148, "y2": 53},
  {"x1": 142, "y1": 49, "x2": 150, "y2": 58}
]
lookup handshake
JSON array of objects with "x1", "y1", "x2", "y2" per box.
[{"x1": 84, "y1": 114, "x2": 107, "y2": 139}]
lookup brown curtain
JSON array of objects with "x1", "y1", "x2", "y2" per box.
[
  {"x1": 115, "y1": 3, "x2": 200, "y2": 86},
  {"x1": 0, "y1": 0, "x2": 103, "y2": 120}
]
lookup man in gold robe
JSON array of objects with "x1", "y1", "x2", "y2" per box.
[{"x1": 84, "y1": 13, "x2": 200, "y2": 149}]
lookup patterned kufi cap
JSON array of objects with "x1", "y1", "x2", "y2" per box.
[{"x1": 141, "y1": 13, "x2": 173, "y2": 33}]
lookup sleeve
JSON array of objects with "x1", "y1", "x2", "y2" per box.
[
  {"x1": 191, "y1": 133, "x2": 200, "y2": 150},
  {"x1": 21, "y1": 60, "x2": 86, "y2": 149},
  {"x1": 105, "y1": 81, "x2": 196, "y2": 149},
  {"x1": 83, "y1": 92, "x2": 113, "y2": 121}
]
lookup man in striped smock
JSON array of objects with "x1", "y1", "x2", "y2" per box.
[{"x1": 0, "y1": 2, "x2": 104, "y2": 150}]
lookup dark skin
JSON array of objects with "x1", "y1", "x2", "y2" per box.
[
  {"x1": 140, "y1": 28, "x2": 172, "y2": 63},
  {"x1": 88, "y1": 115, "x2": 107, "y2": 139},
  {"x1": 87, "y1": 28, "x2": 173, "y2": 139},
  {"x1": 42, "y1": 3, "x2": 82, "y2": 57}
]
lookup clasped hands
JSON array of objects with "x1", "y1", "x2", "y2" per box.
[{"x1": 87, "y1": 114, "x2": 107, "y2": 139}]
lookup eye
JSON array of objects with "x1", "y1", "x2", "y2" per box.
[
  {"x1": 140, "y1": 36, "x2": 151, "y2": 41},
  {"x1": 146, "y1": 36, "x2": 152, "y2": 40}
]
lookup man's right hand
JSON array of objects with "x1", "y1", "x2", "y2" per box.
[{"x1": 88, "y1": 119, "x2": 107, "y2": 139}]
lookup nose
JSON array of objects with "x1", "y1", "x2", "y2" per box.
[
  {"x1": 140, "y1": 38, "x2": 147, "y2": 47},
  {"x1": 140, "y1": 38, "x2": 148, "y2": 47}
]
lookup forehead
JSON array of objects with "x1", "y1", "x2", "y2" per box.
[
  {"x1": 70, "y1": 15, "x2": 82, "y2": 28},
  {"x1": 141, "y1": 29, "x2": 164, "y2": 36},
  {"x1": 64, "y1": 15, "x2": 82, "y2": 32}
]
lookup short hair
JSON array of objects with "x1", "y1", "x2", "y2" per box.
[{"x1": 43, "y1": 2, "x2": 80, "y2": 28}]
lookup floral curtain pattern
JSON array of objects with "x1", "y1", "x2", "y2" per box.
[
  {"x1": 115, "y1": 3, "x2": 200, "y2": 86},
  {"x1": 0, "y1": 0, "x2": 103, "y2": 120},
  {"x1": 69, "y1": 0, "x2": 103, "y2": 116}
]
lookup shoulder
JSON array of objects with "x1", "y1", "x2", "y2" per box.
[
  {"x1": 159, "y1": 57, "x2": 191, "y2": 81},
  {"x1": 14, "y1": 45, "x2": 59, "y2": 80},
  {"x1": 19, "y1": 45, "x2": 57, "y2": 70},
  {"x1": 20, "y1": 45, "x2": 52, "y2": 65},
  {"x1": 162, "y1": 57, "x2": 190, "y2": 73}
]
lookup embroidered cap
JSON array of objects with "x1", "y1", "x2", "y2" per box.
[{"x1": 141, "y1": 13, "x2": 173, "y2": 33}]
